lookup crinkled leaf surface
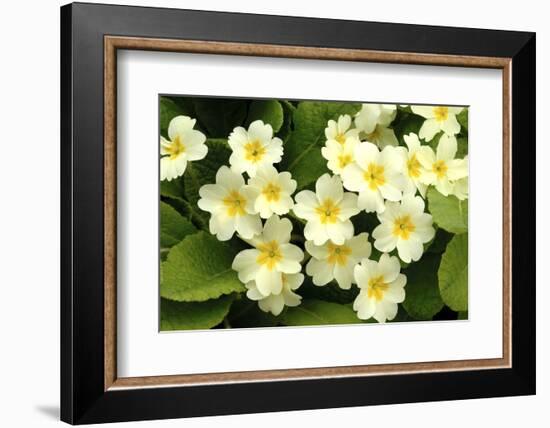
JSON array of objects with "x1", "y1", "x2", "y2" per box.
[
  {"x1": 402, "y1": 254, "x2": 444, "y2": 320},
  {"x1": 160, "y1": 296, "x2": 233, "y2": 331},
  {"x1": 427, "y1": 188, "x2": 468, "y2": 234},
  {"x1": 438, "y1": 233, "x2": 468, "y2": 311},
  {"x1": 160, "y1": 201, "x2": 196, "y2": 249},
  {"x1": 245, "y1": 100, "x2": 284, "y2": 132},
  {"x1": 161, "y1": 231, "x2": 245, "y2": 302},
  {"x1": 282, "y1": 299, "x2": 359, "y2": 326}
]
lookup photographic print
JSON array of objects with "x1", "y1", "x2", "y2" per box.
[{"x1": 159, "y1": 96, "x2": 469, "y2": 331}]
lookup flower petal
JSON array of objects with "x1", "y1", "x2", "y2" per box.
[
  {"x1": 167, "y1": 116, "x2": 195, "y2": 141},
  {"x1": 306, "y1": 258, "x2": 334, "y2": 286},
  {"x1": 418, "y1": 118, "x2": 440, "y2": 141},
  {"x1": 255, "y1": 267, "x2": 283, "y2": 296}
]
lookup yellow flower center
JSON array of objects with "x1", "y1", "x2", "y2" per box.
[
  {"x1": 244, "y1": 140, "x2": 266, "y2": 163},
  {"x1": 315, "y1": 199, "x2": 341, "y2": 224},
  {"x1": 407, "y1": 154, "x2": 422, "y2": 178},
  {"x1": 432, "y1": 160, "x2": 448, "y2": 179},
  {"x1": 433, "y1": 106, "x2": 449, "y2": 122},
  {"x1": 222, "y1": 190, "x2": 247, "y2": 217},
  {"x1": 363, "y1": 163, "x2": 386, "y2": 190},
  {"x1": 256, "y1": 240, "x2": 283, "y2": 271},
  {"x1": 261, "y1": 182, "x2": 281, "y2": 202},
  {"x1": 335, "y1": 133, "x2": 347, "y2": 144},
  {"x1": 166, "y1": 135, "x2": 186, "y2": 160},
  {"x1": 367, "y1": 275, "x2": 389, "y2": 301},
  {"x1": 338, "y1": 154, "x2": 353, "y2": 169},
  {"x1": 327, "y1": 242, "x2": 352, "y2": 266},
  {"x1": 392, "y1": 215, "x2": 416, "y2": 240}
]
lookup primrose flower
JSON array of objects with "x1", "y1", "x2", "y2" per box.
[
  {"x1": 246, "y1": 165, "x2": 297, "y2": 219},
  {"x1": 355, "y1": 104, "x2": 398, "y2": 148},
  {"x1": 160, "y1": 116, "x2": 207, "y2": 181},
  {"x1": 372, "y1": 195, "x2": 435, "y2": 263},
  {"x1": 416, "y1": 134, "x2": 468, "y2": 196},
  {"x1": 322, "y1": 137, "x2": 360, "y2": 175},
  {"x1": 245, "y1": 273, "x2": 304, "y2": 315},
  {"x1": 341, "y1": 142, "x2": 405, "y2": 213},
  {"x1": 324, "y1": 114, "x2": 359, "y2": 146},
  {"x1": 353, "y1": 253, "x2": 407, "y2": 323},
  {"x1": 228, "y1": 120, "x2": 283, "y2": 177},
  {"x1": 411, "y1": 105, "x2": 464, "y2": 141},
  {"x1": 354, "y1": 104, "x2": 397, "y2": 134},
  {"x1": 232, "y1": 216, "x2": 304, "y2": 296},
  {"x1": 451, "y1": 174, "x2": 469, "y2": 201},
  {"x1": 399, "y1": 133, "x2": 429, "y2": 197},
  {"x1": 305, "y1": 232, "x2": 371, "y2": 290},
  {"x1": 197, "y1": 166, "x2": 261, "y2": 241},
  {"x1": 293, "y1": 174, "x2": 360, "y2": 245}
]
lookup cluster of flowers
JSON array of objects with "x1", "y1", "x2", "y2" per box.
[{"x1": 160, "y1": 103, "x2": 469, "y2": 323}]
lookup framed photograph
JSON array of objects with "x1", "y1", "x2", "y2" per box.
[{"x1": 61, "y1": 2, "x2": 536, "y2": 424}]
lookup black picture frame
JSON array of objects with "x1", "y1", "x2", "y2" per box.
[{"x1": 61, "y1": 2, "x2": 536, "y2": 424}]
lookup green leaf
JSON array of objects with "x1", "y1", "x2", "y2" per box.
[
  {"x1": 281, "y1": 101, "x2": 361, "y2": 189},
  {"x1": 160, "y1": 296, "x2": 233, "y2": 331},
  {"x1": 160, "y1": 201, "x2": 196, "y2": 249},
  {"x1": 245, "y1": 100, "x2": 284, "y2": 132},
  {"x1": 277, "y1": 100, "x2": 296, "y2": 142},
  {"x1": 427, "y1": 187, "x2": 468, "y2": 234},
  {"x1": 161, "y1": 231, "x2": 245, "y2": 302},
  {"x1": 438, "y1": 234, "x2": 468, "y2": 311},
  {"x1": 299, "y1": 280, "x2": 358, "y2": 304},
  {"x1": 458, "y1": 311, "x2": 468, "y2": 320},
  {"x1": 457, "y1": 108, "x2": 468, "y2": 132},
  {"x1": 160, "y1": 176, "x2": 186, "y2": 201},
  {"x1": 227, "y1": 298, "x2": 280, "y2": 328},
  {"x1": 193, "y1": 98, "x2": 247, "y2": 137},
  {"x1": 391, "y1": 305, "x2": 413, "y2": 322},
  {"x1": 402, "y1": 254, "x2": 444, "y2": 320},
  {"x1": 282, "y1": 299, "x2": 359, "y2": 326},
  {"x1": 184, "y1": 139, "x2": 231, "y2": 205},
  {"x1": 392, "y1": 110, "x2": 425, "y2": 143},
  {"x1": 456, "y1": 136, "x2": 468, "y2": 158}
]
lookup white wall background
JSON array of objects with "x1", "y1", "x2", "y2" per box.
[{"x1": 0, "y1": 0, "x2": 545, "y2": 427}]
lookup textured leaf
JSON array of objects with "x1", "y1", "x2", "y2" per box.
[
  {"x1": 193, "y1": 98, "x2": 247, "y2": 137},
  {"x1": 391, "y1": 305, "x2": 413, "y2": 322},
  {"x1": 282, "y1": 299, "x2": 359, "y2": 326},
  {"x1": 161, "y1": 231, "x2": 245, "y2": 302},
  {"x1": 245, "y1": 100, "x2": 284, "y2": 132},
  {"x1": 160, "y1": 201, "x2": 196, "y2": 249},
  {"x1": 392, "y1": 110, "x2": 425, "y2": 143},
  {"x1": 184, "y1": 139, "x2": 231, "y2": 205},
  {"x1": 456, "y1": 136, "x2": 469, "y2": 158},
  {"x1": 438, "y1": 234, "x2": 468, "y2": 311},
  {"x1": 277, "y1": 100, "x2": 296, "y2": 142},
  {"x1": 299, "y1": 280, "x2": 358, "y2": 304},
  {"x1": 160, "y1": 296, "x2": 233, "y2": 331},
  {"x1": 281, "y1": 101, "x2": 361, "y2": 189},
  {"x1": 457, "y1": 108, "x2": 469, "y2": 132},
  {"x1": 402, "y1": 254, "x2": 444, "y2": 320},
  {"x1": 160, "y1": 176, "x2": 186, "y2": 201},
  {"x1": 458, "y1": 311, "x2": 468, "y2": 320},
  {"x1": 427, "y1": 187, "x2": 468, "y2": 234},
  {"x1": 227, "y1": 298, "x2": 280, "y2": 328}
]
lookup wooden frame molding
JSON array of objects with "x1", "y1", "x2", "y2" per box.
[{"x1": 104, "y1": 35, "x2": 512, "y2": 391}]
